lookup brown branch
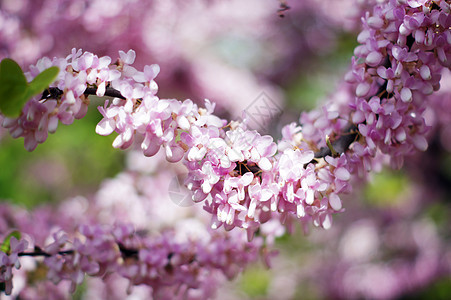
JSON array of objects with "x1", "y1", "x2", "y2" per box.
[
  {"x1": 18, "y1": 246, "x2": 74, "y2": 257},
  {"x1": 313, "y1": 124, "x2": 358, "y2": 159},
  {"x1": 17, "y1": 244, "x2": 139, "y2": 258},
  {"x1": 118, "y1": 243, "x2": 138, "y2": 258},
  {"x1": 84, "y1": 87, "x2": 126, "y2": 99},
  {"x1": 43, "y1": 86, "x2": 126, "y2": 101}
]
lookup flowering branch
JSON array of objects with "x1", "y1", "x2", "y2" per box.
[
  {"x1": 0, "y1": 207, "x2": 262, "y2": 297},
  {"x1": 44, "y1": 83, "x2": 361, "y2": 161}
]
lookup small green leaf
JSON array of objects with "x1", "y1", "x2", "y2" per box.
[
  {"x1": 0, "y1": 230, "x2": 21, "y2": 254},
  {"x1": 326, "y1": 135, "x2": 338, "y2": 157},
  {"x1": 0, "y1": 59, "x2": 28, "y2": 117},
  {"x1": 27, "y1": 66, "x2": 59, "y2": 98}
]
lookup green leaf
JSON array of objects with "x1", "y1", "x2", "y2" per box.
[
  {"x1": 27, "y1": 66, "x2": 59, "y2": 98},
  {"x1": 0, "y1": 230, "x2": 21, "y2": 254},
  {"x1": 0, "y1": 59, "x2": 28, "y2": 117},
  {"x1": 0, "y1": 58, "x2": 59, "y2": 118}
]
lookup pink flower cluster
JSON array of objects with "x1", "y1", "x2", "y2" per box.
[
  {"x1": 0, "y1": 202, "x2": 262, "y2": 298},
  {"x1": 300, "y1": 0, "x2": 451, "y2": 184},
  {"x1": 85, "y1": 53, "x2": 351, "y2": 234},
  {"x1": 346, "y1": 0, "x2": 451, "y2": 168}
]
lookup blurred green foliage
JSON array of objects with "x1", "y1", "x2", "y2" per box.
[
  {"x1": 239, "y1": 265, "x2": 271, "y2": 298},
  {"x1": 0, "y1": 98, "x2": 124, "y2": 208},
  {"x1": 426, "y1": 203, "x2": 449, "y2": 226},
  {"x1": 275, "y1": 227, "x2": 318, "y2": 256},
  {"x1": 364, "y1": 168, "x2": 409, "y2": 207},
  {"x1": 401, "y1": 278, "x2": 451, "y2": 300},
  {"x1": 285, "y1": 32, "x2": 358, "y2": 111},
  {"x1": 73, "y1": 280, "x2": 87, "y2": 300},
  {"x1": 440, "y1": 153, "x2": 451, "y2": 184}
]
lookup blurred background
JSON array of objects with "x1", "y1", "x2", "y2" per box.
[{"x1": 1, "y1": 0, "x2": 451, "y2": 299}]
